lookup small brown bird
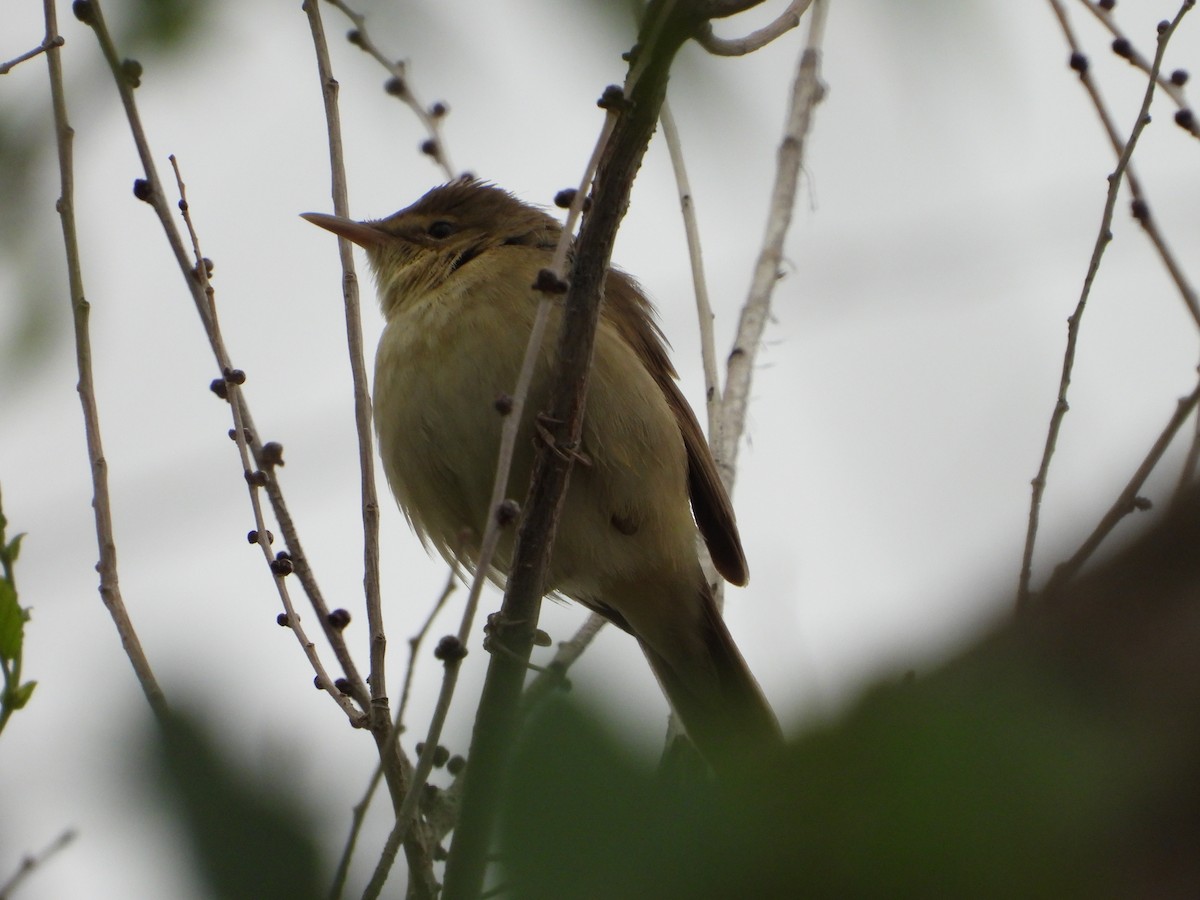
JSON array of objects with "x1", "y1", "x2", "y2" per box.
[{"x1": 304, "y1": 180, "x2": 780, "y2": 768}]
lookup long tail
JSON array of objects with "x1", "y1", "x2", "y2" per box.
[{"x1": 637, "y1": 580, "x2": 782, "y2": 776}]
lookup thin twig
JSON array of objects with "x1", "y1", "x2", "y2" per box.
[
  {"x1": 1045, "y1": 0, "x2": 1200, "y2": 329},
  {"x1": 1075, "y1": 0, "x2": 1196, "y2": 123},
  {"x1": 301, "y1": 0, "x2": 388, "y2": 728},
  {"x1": 1172, "y1": 361, "x2": 1200, "y2": 503},
  {"x1": 660, "y1": 100, "x2": 722, "y2": 446},
  {"x1": 0, "y1": 828, "x2": 77, "y2": 900},
  {"x1": 519, "y1": 612, "x2": 607, "y2": 710},
  {"x1": 170, "y1": 155, "x2": 368, "y2": 719},
  {"x1": 74, "y1": 2, "x2": 376, "y2": 721},
  {"x1": 0, "y1": 33, "x2": 63, "y2": 74},
  {"x1": 1042, "y1": 377, "x2": 1200, "y2": 599},
  {"x1": 43, "y1": 0, "x2": 167, "y2": 721},
  {"x1": 1018, "y1": 2, "x2": 1190, "y2": 610},
  {"x1": 328, "y1": 568, "x2": 457, "y2": 900},
  {"x1": 299, "y1": 4, "x2": 442, "y2": 894},
  {"x1": 695, "y1": 0, "x2": 813, "y2": 56},
  {"x1": 719, "y1": 0, "x2": 829, "y2": 485},
  {"x1": 322, "y1": 0, "x2": 457, "y2": 179}
]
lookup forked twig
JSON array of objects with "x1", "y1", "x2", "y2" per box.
[{"x1": 1018, "y1": 2, "x2": 1192, "y2": 610}]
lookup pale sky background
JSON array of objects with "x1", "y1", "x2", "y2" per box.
[{"x1": 2, "y1": 1, "x2": 1199, "y2": 897}]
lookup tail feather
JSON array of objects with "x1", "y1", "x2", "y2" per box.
[{"x1": 638, "y1": 584, "x2": 782, "y2": 775}]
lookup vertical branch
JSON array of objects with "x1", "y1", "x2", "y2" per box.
[
  {"x1": 300, "y1": 6, "x2": 441, "y2": 897},
  {"x1": 661, "y1": 100, "x2": 722, "y2": 442},
  {"x1": 43, "y1": 0, "x2": 167, "y2": 720},
  {"x1": 301, "y1": 0, "x2": 387, "y2": 724},
  {"x1": 440, "y1": 4, "x2": 711, "y2": 896},
  {"x1": 718, "y1": 0, "x2": 829, "y2": 487}
]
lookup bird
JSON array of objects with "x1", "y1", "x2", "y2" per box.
[{"x1": 303, "y1": 179, "x2": 781, "y2": 770}]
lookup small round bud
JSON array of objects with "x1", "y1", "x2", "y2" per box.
[
  {"x1": 121, "y1": 58, "x2": 143, "y2": 88},
  {"x1": 1176, "y1": 108, "x2": 1195, "y2": 130},
  {"x1": 432, "y1": 745, "x2": 450, "y2": 767},
  {"x1": 261, "y1": 441, "x2": 285, "y2": 468},
  {"x1": 334, "y1": 677, "x2": 352, "y2": 695},
  {"x1": 415, "y1": 741, "x2": 426, "y2": 756},
  {"x1": 132, "y1": 179, "x2": 153, "y2": 203},
  {"x1": 447, "y1": 754, "x2": 466, "y2": 775},
  {"x1": 420, "y1": 139, "x2": 438, "y2": 156},
  {"x1": 554, "y1": 188, "x2": 577, "y2": 209},
  {"x1": 224, "y1": 367, "x2": 246, "y2": 385},
  {"x1": 1133, "y1": 495, "x2": 1153, "y2": 511},
  {"x1": 1157, "y1": 20, "x2": 1170, "y2": 35},
  {"x1": 597, "y1": 84, "x2": 628, "y2": 111},
  {"x1": 494, "y1": 393, "x2": 513, "y2": 415},
  {"x1": 277, "y1": 612, "x2": 290, "y2": 627},
  {"x1": 430, "y1": 101, "x2": 448, "y2": 118},
  {"x1": 532, "y1": 628, "x2": 552, "y2": 647},
  {"x1": 347, "y1": 29, "x2": 364, "y2": 47},
  {"x1": 495, "y1": 498, "x2": 520, "y2": 528},
  {"x1": 1098, "y1": 0, "x2": 1115, "y2": 9},
  {"x1": 210, "y1": 378, "x2": 229, "y2": 400},
  {"x1": 246, "y1": 470, "x2": 269, "y2": 488},
  {"x1": 72, "y1": 0, "x2": 95, "y2": 24},
  {"x1": 1111, "y1": 38, "x2": 1133, "y2": 59},
  {"x1": 532, "y1": 268, "x2": 569, "y2": 295},
  {"x1": 1170, "y1": 69, "x2": 1189, "y2": 86},
  {"x1": 434, "y1": 635, "x2": 467, "y2": 662},
  {"x1": 1130, "y1": 198, "x2": 1149, "y2": 222},
  {"x1": 327, "y1": 608, "x2": 351, "y2": 630},
  {"x1": 1068, "y1": 52, "x2": 1088, "y2": 75},
  {"x1": 269, "y1": 554, "x2": 294, "y2": 576},
  {"x1": 384, "y1": 76, "x2": 407, "y2": 97},
  {"x1": 313, "y1": 676, "x2": 323, "y2": 690}
]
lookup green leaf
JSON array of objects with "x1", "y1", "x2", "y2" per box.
[
  {"x1": 4, "y1": 531, "x2": 24, "y2": 566},
  {"x1": 9, "y1": 680, "x2": 36, "y2": 710},
  {"x1": 0, "y1": 579, "x2": 22, "y2": 662}
]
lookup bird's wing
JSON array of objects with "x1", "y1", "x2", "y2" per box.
[{"x1": 603, "y1": 269, "x2": 748, "y2": 585}]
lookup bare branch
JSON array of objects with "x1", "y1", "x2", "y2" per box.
[
  {"x1": 660, "y1": 101, "x2": 722, "y2": 446},
  {"x1": 0, "y1": 828, "x2": 77, "y2": 900},
  {"x1": 1075, "y1": 0, "x2": 1197, "y2": 131},
  {"x1": 300, "y1": 0, "x2": 388, "y2": 727},
  {"x1": 696, "y1": 0, "x2": 812, "y2": 56},
  {"x1": 1018, "y1": 2, "x2": 1192, "y2": 610},
  {"x1": 322, "y1": 0, "x2": 458, "y2": 179},
  {"x1": 1042, "y1": 377, "x2": 1200, "y2": 600},
  {"x1": 0, "y1": 33, "x2": 63, "y2": 74},
  {"x1": 719, "y1": 0, "x2": 829, "y2": 484},
  {"x1": 44, "y1": 0, "x2": 167, "y2": 721}
]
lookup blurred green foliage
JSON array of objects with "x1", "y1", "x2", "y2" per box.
[
  {"x1": 494, "y1": 491, "x2": 1200, "y2": 898},
  {"x1": 149, "y1": 706, "x2": 324, "y2": 900},
  {"x1": 0, "y1": 486, "x2": 36, "y2": 739}
]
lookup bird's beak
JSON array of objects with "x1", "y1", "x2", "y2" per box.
[{"x1": 300, "y1": 212, "x2": 388, "y2": 250}]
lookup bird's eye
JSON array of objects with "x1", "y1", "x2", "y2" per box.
[{"x1": 427, "y1": 220, "x2": 455, "y2": 239}]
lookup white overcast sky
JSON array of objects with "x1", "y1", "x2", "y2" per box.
[{"x1": 2, "y1": 1, "x2": 1199, "y2": 896}]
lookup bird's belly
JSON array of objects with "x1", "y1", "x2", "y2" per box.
[
  {"x1": 373, "y1": 280, "x2": 696, "y2": 612},
  {"x1": 373, "y1": 290, "x2": 537, "y2": 562}
]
